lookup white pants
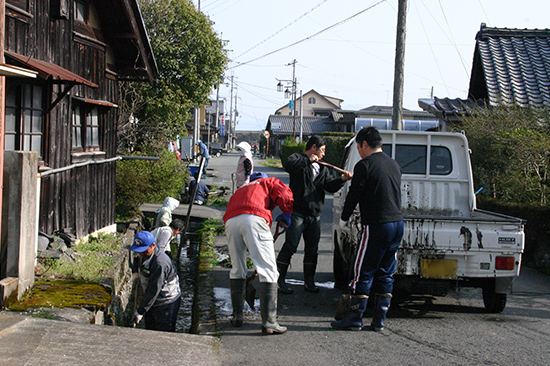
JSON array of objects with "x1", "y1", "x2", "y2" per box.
[{"x1": 225, "y1": 214, "x2": 279, "y2": 283}]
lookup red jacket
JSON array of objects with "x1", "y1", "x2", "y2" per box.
[{"x1": 223, "y1": 177, "x2": 293, "y2": 226}]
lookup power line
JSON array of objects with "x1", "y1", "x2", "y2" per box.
[
  {"x1": 228, "y1": 0, "x2": 387, "y2": 69},
  {"x1": 414, "y1": 1, "x2": 450, "y2": 96},
  {"x1": 233, "y1": 0, "x2": 332, "y2": 60}
]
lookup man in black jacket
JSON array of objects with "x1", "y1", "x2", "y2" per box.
[
  {"x1": 331, "y1": 127, "x2": 404, "y2": 332},
  {"x1": 277, "y1": 135, "x2": 352, "y2": 294}
]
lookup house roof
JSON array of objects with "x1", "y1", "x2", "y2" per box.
[
  {"x1": 418, "y1": 97, "x2": 487, "y2": 120},
  {"x1": 266, "y1": 115, "x2": 337, "y2": 136},
  {"x1": 6, "y1": 52, "x2": 98, "y2": 88},
  {"x1": 469, "y1": 23, "x2": 550, "y2": 108},
  {"x1": 94, "y1": 0, "x2": 158, "y2": 82},
  {"x1": 275, "y1": 89, "x2": 342, "y2": 114}
]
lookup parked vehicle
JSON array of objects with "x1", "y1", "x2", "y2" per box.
[
  {"x1": 332, "y1": 130, "x2": 525, "y2": 313},
  {"x1": 210, "y1": 142, "x2": 224, "y2": 157}
]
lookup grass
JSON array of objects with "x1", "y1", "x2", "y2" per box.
[
  {"x1": 260, "y1": 158, "x2": 283, "y2": 169},
  {"x1": 37, "y1": 233, "x2": 123, "y2": 282}
]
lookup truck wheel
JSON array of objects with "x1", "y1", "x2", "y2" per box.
[
  {"x1": 333, "y1": 235, "x2": 350, "y2": 289},
  {"x1": 216, "y1": 152, "x2": 221, "y2": 157},
  {"x1": 482, "y1": 284, "x2": 507, "y2": 313}
]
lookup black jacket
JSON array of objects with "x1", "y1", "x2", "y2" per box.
[
  {"x1": 285, "y1": 152, "x2": 345, "y2": 217},
  {"x1": 341, "y1": 151, "x2": 403, "y2": 225}
]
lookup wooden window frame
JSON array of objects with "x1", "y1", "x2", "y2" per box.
[
  {"x1": 4, "y1": 79, "x2": 45, "y2": 159},
  {"x1": 71, "y1": 101, "x2": 101, "y2": 152}
]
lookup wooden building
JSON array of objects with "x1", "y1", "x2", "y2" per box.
[{"x1": 2, "y1": 0, "x2": 157, "y2": 238}]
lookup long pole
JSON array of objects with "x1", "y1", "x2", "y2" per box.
[{"x1": 392, "y1": 0, "x2": 407, "y2": 131}]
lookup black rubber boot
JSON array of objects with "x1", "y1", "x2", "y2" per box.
[
  {"x1": 260, "y1": 282, "x2": 287, "y2": 334},
  {"x1": 230, "y1": 279, "x2": 247, "y2": 327},
  {"x1": 277, "y1": 262, "x2": 294, "y2": 294},
  {"x1": 331, "y1": 295, "x2": 369, "y2": 331},
  {"x1": 370, "y1": 293, "x2": 392, "y2": 331},
  {"x1": 303, "y1": 263, "x2": 319, "y2": 293}
]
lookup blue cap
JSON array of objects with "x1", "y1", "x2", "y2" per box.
[
  {"x1": 250, "y1": 172, "x2": 268, "y2": 181},
  {"x1": 131, "y1": 231, "x2": 155, "y2": 252}
]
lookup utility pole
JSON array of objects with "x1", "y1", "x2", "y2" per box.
[
  {"x1": 392, "y1": 0, "x2": 407, "y2": 131},
  {"x1": 276, "y1": 59, "x2": 298, "y2": 139},
  {"x1": 290, "y1": 59, "x2": 297, "y2": 139},
  {"x1": 228, "y1": 75, "x2": 234, "y2": 149},
  {"x1": 214, "y1": 83, "x2": 220, "y2": 144},
  {"x1": 299, "y1": 90, "x2": 303, "y2": 142}
]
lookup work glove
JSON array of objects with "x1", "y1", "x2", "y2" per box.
[
  {"x1": 339, "y1": 219, "x2": 349, "y2": 231},
  {"x1": 131, "y1": 272, "x2": 139, "y2": 283},
  {"x1": 276, "y1": 213, "x2": 291, "y2": 228},
  {"x1": 133, "y1": 311, "x2": 143, "y2": 326}
]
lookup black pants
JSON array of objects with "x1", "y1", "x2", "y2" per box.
[{"x1": 144, "y1": 296, "x2": 181, "y2": 332}]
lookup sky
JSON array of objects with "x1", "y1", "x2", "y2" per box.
[{"x1": 193, "y1": 0, "x2": 550, "y2": 131}]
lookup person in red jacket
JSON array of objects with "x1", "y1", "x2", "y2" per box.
[{"x1": 223, "y1": 172, "x2": 293, "y2": 334}]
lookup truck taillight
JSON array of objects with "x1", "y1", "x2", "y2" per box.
[{"x1": 495, "y1": 256, "x2": 515, "y2": 270}]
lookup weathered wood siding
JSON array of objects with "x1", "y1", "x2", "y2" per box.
[{"x1": 5, "y1": 0, "x2": 119, "y2": 238}]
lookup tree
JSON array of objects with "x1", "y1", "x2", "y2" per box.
[
  {"x1": 461, "y1": 106, "x2": 550, "y2": 205},
  {"x1": 118, "y1": 0, "x2": 228, "y2": 152}
]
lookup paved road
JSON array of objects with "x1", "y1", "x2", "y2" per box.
[{"x1": 207, "y1": 151, "x2": 550, "y2": 366}]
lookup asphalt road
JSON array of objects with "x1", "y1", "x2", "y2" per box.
[{"x1": 206, "y1": 151, "x2": 550, "y2": 366}]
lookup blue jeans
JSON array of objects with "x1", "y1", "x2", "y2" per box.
[
  {"x1": 144, "y1": 296, "x2": 181, "y2": 332},
  {"x1": 277, "y1": 212, "x2": 321, "y2": 266},
  {"x1": 350, "y1": 221, "x2": 404, "y2": 296}
]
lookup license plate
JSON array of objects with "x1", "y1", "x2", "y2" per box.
[{"x1": 421, "y1": 259, "x2": 458, "y2": 279}]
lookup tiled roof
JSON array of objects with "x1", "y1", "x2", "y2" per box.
[
  {"x1": 469, "y1": 24, "x2": 550, "y2": 108},
  {"x1": 418, "y1": 97, "x2": 487, "y2": 117},
  {"x1": 266, "y1": 115, "x2": 337, "y2": 136}
]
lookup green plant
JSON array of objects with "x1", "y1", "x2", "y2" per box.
[
  {"x1": 261, "y1": 158, "x2": 283, "y2": 169},
  {"x1": 280, "y1": 139, "x2": 306, "y2": 166},
  {"x1": 116, "y1": 149, "x2": 188, "y2": 220},
  {"x1": 37, "y1": 233, "x2": 123, "y2": 282}
]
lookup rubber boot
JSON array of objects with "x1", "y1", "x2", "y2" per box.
[
  {"x1": 330, "y1": 295, "x2": 369, "y2": 331},
  {"x1": 230, "y1": 279, "x2": 247, "y2": 327},
  {"x1": 260, "y1": 282, "x2": 287, "y2": 334},
  {"x1": 303, "y1": 263, "x2": 320, "y2": 293},
  {"x1": 277, "y1": 262, "x2": 293, "y2": 294},
  {"x1": 371, "y1": 293, "x2": 392, "y2": 331}
]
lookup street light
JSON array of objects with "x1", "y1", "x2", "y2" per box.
[{"x1": 277, "y1": 81, "x2": 283, "y2": 92}]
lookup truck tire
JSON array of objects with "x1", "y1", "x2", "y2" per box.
[
  {"x1": 482, "y1": 282, "x2": 507, "y2": 313},
  {"x1": 333, "y1": 235, "x2": 350, "y2": 290}
]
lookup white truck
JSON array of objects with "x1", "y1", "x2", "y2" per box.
[{"x1": 332, "y1": 130, "x2": 525, "y2": 313}]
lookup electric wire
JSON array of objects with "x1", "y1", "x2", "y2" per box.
[
  {"x1": 414, "y1": 1, "x2": 450, "y2": 96},
  {"x1": 436, "y1": 0, "x2": 470, "y2": 77},
  {"x1": 233, "y1": 0, "x2": 332, "y2": 61},
  {"x1": 418, "y1": 0, "x2": 469, "y2": 78},
  {"x1": 228, "y1": 0, "x2": 387, "y2": 69}
]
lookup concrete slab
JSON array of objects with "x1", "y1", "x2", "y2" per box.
[
  {"x1": 140, "y1": 203, "x2": 224, "y2": 222},
  {"x1": 0, "y1": 312, "x2": 221, "y2": 366}
]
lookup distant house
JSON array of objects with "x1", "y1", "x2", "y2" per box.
[
  {"x1": 420, "y1": 23, "x2": 550, "y2": 129},
  {"x1": 275, "y1": 89, "x2": 343, "y2": 117},
  {"x1": 356, "y1": 105, "x2": 439, "y2": 131},
  {"x1": 2, "y1": 0, "x2": 157, "y2": 239},
  {"x1": 265, "y1": 115, "x2": 338, "y2": 155}
]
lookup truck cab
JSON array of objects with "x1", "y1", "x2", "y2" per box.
[{"x1": 332, "y1": 130, "x2": 525, "y2": 313}]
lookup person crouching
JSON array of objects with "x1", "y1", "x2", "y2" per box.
[{"x1": 131, "y1": 231, "x2": 181, "y2": 332}]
